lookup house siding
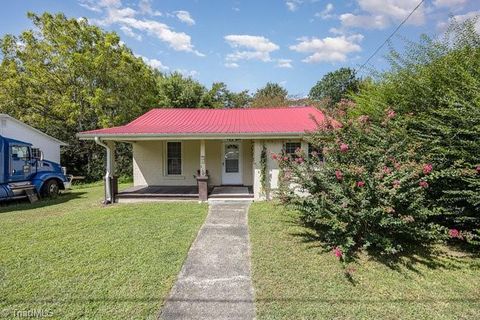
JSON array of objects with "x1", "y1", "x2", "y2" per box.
[
  {"x1": 252, "y1": 139, "x2": 307, "y2": 200},
  {"x1": 132, "y1": 140, "x2": 254, "y2": 187}
]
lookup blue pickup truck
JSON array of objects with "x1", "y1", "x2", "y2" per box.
[{"x1": 0, "y1": 135, "x2": 70, "y2": 202}]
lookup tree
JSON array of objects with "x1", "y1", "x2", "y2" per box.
[
  {"x1": 0, "y1": 12, "x2": 159, "y2": 179},
  {"x1": 156, "y1": 72, "x2": 206, "y2": 108},
  {"x1": 309, "y1": 67, "x2": 359, "y2": 108},
  {"x1": 201, "y1": 82, "x2": 252, "y2": 108},
  {"x1": 351, "y1": 18, "x2": 480, "y2": 246},
  {"x1": 251, "y1": 82, "x2": 288, "y2": 107},
  {"x1": 275, "y1": 113, "x2": 446, "y2": 263}
]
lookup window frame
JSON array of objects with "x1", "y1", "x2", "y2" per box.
[
  {"x1": 284, "y1": 141, "x2": 302, "y2": 157},
  {"x1": 165, "y1": 141, "x2": 183, "y2": 176},
  {"x1": 11, "y1": 145, "x2": 30, "y2": 161}
]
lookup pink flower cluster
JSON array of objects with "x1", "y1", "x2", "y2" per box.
[
  {"x1": 449, "y1": 229, "x2": 463, "y2": 240},
  {"x1": 419, "y1": 180, "x2": 429, "y2": 188},
  {"x1": 339, "y1": 143, "x2": 349, "y2": 153},
  {"x1": 423, "y1": 163, "x2": 433, "y2": 175},
  {"x1": 392, "y1": 180, "x2": 401, "y2": 188},
  {"x1": 335, "y1": 170, "x2": 343, "y2": 181},
  {"x1": 333, "y1": 247, "x2": 343, "y2": 259},
  {"x1": 271, "y1": 153, "x2": 289, "y2": 161},
  {"x1": 358, "y1": 115, "x2": 370, "y2": 124},
  {"x1": 386, "y1": 109, "x2": 396, "y2": 119},
  {"x1": 356, "y1": 181, "x2": 365, "y2": 187}
]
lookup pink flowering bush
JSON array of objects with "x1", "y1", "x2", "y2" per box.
[{"x1": 276, "y1": 114, "x2": 447, "y2": 260}]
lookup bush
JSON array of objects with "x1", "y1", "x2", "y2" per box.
[
  {"x1": 275, "y1": 111, "x2": 448, "y2": 261},
  {"x1": 351, "y1": 18, "x2": 480, "y2": 246}
]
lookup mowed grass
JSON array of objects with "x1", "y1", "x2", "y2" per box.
[
  {"x1": 249, "y1": 202, "x2": 480, "y2": 320},
  {"x1": 0, "y1": 183, "x2": 207, "y2": 319}
]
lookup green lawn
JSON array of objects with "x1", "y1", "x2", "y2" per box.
[
  {"x1": 0, "y1": 183, "x2": 207, "y2": 319},
  {"x1": 249, "y1": 202, "x2": 480, "y2": 320}
]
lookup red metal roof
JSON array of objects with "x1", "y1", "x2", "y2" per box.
[{"x1": 79, "y1": 106, "x2": 335, "y2": 137}]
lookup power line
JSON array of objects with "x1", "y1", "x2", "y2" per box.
[{"x1": 356, "y1": 0, "x2": 426, "y2": 74}]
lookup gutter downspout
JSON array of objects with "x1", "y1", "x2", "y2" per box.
[{"x1": 94, "y1": 137, "x2": 113, "y2": 204}]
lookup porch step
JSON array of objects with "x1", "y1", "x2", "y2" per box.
[
  {"x1": 116, "y1": 193, "x2": 198, "y2": 199},
  {"x1": 209, "y1": 186, "x2": 253, "y2": 199}
]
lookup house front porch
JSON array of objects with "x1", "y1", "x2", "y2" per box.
[{"x1": 116, "y1": 185, "x2": 254, "y2": 203}]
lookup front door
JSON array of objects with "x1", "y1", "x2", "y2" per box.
[{"x1": 222, "y1": 142, "x2": 242, "y2": 185}]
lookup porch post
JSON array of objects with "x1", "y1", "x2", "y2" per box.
[
  {"x1": 197, "y1": 139, "x2": 208, "y2": 201},
  {"x1": 200, "y1": 139, "x2": 206, "y2": 176}
]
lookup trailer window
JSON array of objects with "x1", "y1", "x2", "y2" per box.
[{"x1": 11, "y1": 146, "x2": 30, "y2": 160}]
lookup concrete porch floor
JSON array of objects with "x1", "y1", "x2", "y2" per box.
[{"x1": 115, "y1": 185, "x2": 253, "y2": 203}]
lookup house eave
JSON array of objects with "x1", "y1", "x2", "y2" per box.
[{"x1": 76, "y1": 132, "x2": 309, "y2": 141}]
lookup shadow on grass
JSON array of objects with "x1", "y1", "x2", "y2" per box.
[
  {"x1": 290, "y1": 227, "x2": 480, "y2": 281},
  {"x1": 0, "y1": 191, "x2": 86, "y2": 214}
]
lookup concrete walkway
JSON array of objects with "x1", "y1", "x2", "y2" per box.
[{"x1": 159, "y1": 201, "x2": 256, "y2": 320}]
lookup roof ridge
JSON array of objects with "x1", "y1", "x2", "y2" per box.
[{"x1": 146, "y1": 105, "x2": 317, "y2": 111}]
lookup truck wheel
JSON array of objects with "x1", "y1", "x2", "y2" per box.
[{"x1": 42, "y1": 180, "x2": 60, "y2": 199}]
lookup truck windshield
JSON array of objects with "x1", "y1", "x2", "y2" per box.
[{"x1": 11, "y1": 145, "x2": 30, "y2": 160}]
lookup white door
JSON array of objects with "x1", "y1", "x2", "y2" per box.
[{"x1": 222, "y1": 142, "x2": 242, "y2": 185}]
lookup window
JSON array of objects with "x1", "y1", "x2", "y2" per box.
[
  {"x1": 11, "y1": 145, "x2": 30, "y2": 160},
  {"x1": 224, "y1": 144, "x2": 240, "y2": 173},
  {"x1": 31, "y1": 148, "x2": 42, "y2": 160},
  {"x1": 166, "y1": 142, "x2": 182, "y2": 175},
  {"x1": 284, "y1": 142, "x2": 301, "y2": 156},
  {"x1": 308, "y1": 143, "x2": 323, "y2": 160}
]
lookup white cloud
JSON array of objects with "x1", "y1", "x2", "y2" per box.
[
  {"x1": 224, "y1": 35, "x2": 280, "y2": 63},
  {"x1": 174, "y1": 10, "x2": 195, "y2": 26},
  {"x1": 433, "y1": 0, "x2": 467, "y2": 8},
  {"x1": 224, "y1": 62, "x2": 240, "y2": 68},
  {"x1": 438, "y1": 10, "x2": 480, "y2": 32},
  {"x1": 289, "y1": 34, "x2": 363, "y2": 63},
  {"x1": 120, "y1": 25, "x2": 142, "y2": 40},
  {"x1": 340, "y1": 13, "x2": 389, "y2": 29},
  {"x1": 340, "y1": 0, "x2": 426, "y2": 30},
  {"x1": 136, "y1": 54, "x2": 169, "y2": 71},
  {"x1": 315, "y1": 3, "x2": 334, "y2": 20},
  {"x1": 78, "y1": 0, "x2": 203, "y2": 56},
  {"x1": 276, "y1": 59, "x2": 293, "y2": 68},
  {"x1": 225, "y1": 35, "x2": 279, "y2": 53},
  {"x1": 138, "y1": 0, "x2": 162, "y2": 16},
  {"x1": 177, "y1": 69, "x2": 199, "y2": 78},
  {"x1": 286, "y1": 1, "x2": 302, "y2": 12}
]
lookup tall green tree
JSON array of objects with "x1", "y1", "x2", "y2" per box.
[
  {"x1": 351, "y1": 18, "x2": 480, "y2": 244},
  {"x1": 201, "y1": 82, "x2": 252, "y2": 108},
  {"x1": 0, "y1": 12, "x2": 159, "y2": 179},
  {"x1": 309, "y1": 67, "x2": 359, "y2": 108},
  {"x1": 156, "y1": 72, "x2": 206, "y2": 108},
  {"x1": 251, "y1": 82, "x2": 289, "y2": 107}
]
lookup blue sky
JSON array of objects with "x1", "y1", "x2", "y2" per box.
[{"x1": 1, "y1": 0, "x2": 479, "y2": 96}]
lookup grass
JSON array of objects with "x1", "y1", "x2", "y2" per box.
[
  {"x1": 249, "y1": 202, "x2": 480, "y2": 320},
  {"x1": 0, "y1": 183, "x2": 207, "y2": 319}
]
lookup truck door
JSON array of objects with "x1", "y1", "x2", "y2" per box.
[{"x1": 10, "y1": 145, "x2": 31, "y2": 182}]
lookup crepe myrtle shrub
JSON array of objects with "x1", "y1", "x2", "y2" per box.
[{"x1": 274, "y1": 113, "x2": 448, "y2": 261}]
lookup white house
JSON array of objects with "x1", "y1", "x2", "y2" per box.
[
  {"x1": 77, "y1": 106, "x2": 337, "y2": 202},
  {"x1": 0, "y1": 114, "x2": 67, "y2": 163}
]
